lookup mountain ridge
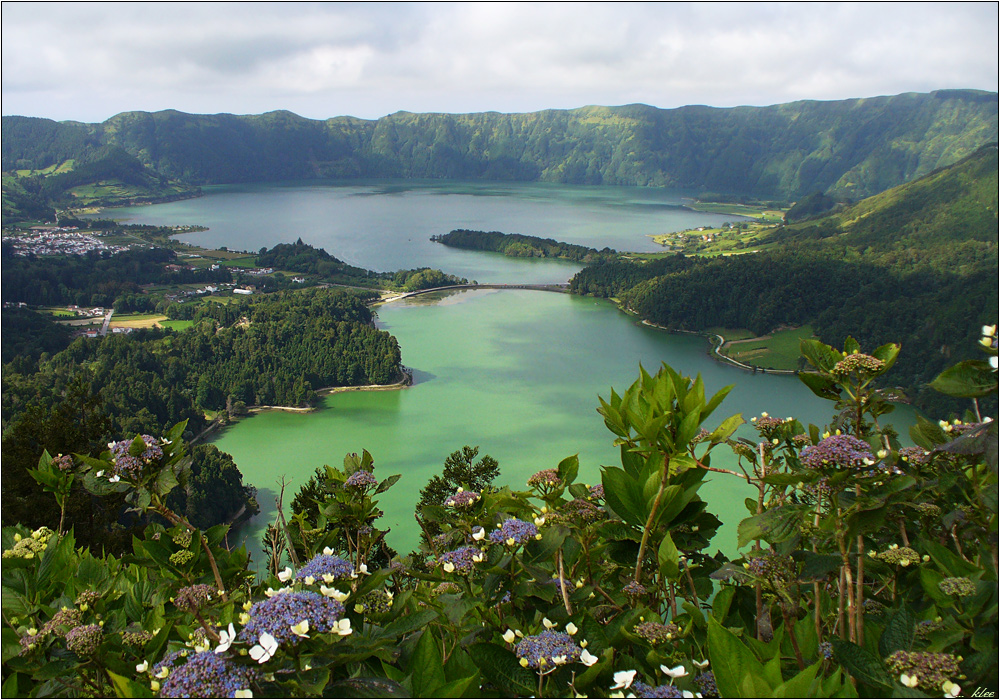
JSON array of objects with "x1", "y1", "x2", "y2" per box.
[{"x1": 4, "y1": 89, "x2": 996, "y2": 202}]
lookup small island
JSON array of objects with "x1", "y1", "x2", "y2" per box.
[{"x1": 431, "y1": 229, "x2": 615, "y2": 263}]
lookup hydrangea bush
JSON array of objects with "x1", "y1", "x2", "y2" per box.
[{"x1": 2, "y1": 332, "x2": 996, "y2": 697}]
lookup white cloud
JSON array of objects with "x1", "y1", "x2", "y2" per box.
[{"x1": 2, "y1": 2, "x2": 996, "y2": 122}]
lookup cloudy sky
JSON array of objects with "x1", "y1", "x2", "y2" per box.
[{"x1": 2, "y1": 2, "x2": 997, "y2": 123}]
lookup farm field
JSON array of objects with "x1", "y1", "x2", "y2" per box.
[{"x1": 720, "y1": 325, "x2": 816, "y2": 370}]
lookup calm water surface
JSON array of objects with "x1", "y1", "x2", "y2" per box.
[
  {"x1": 98, "y1": 180, "x2": 743, "y2": 283},
  {"x1": 213, "y1": 290, "x2": 916, "y2": 569}
]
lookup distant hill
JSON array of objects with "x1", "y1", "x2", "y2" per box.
[
  {"x1": 571, "y1": 144, "x2": 999, "y2": 413},
  {"x1": 3, "y1": 90, "x2": 997, "y2": 201}
]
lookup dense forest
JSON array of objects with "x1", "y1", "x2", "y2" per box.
[
  {"x1": 571, "y1": 145, "x2": 1000, "y2": 414},
  {"x1": 4, "y1": 90, "x2": 997, "y2": 204},
  {"x1": 1, "y1": 288, "x2": 401, "y2": 552},
  {"x1": 254, "y1": 238, "x2": 469, "y2": 291},
  {"x1": 432, "y1": 229, "x2": 614, "y2": 262},
  {"x1": 1, "y1": 244, "x2": 233, "y2": 307}
]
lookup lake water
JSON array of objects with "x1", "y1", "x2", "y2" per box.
[
  {"x1": 211, "y1": 289, "x2": 915, "y2": 570},
  {"x1": 96, "y1": 179, "x2": 743, "y2": 284},
  {"x1": 102, "y1": 181, "x2": 915, "y2": 569}
]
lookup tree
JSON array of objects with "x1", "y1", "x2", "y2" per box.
[{"x1": 416, "y1": 446, "x2": 499, "y2": 539}]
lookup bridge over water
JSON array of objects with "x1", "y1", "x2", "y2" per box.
[{"x1": 383, "y1": 282, "x2": 570, "y2": 302}]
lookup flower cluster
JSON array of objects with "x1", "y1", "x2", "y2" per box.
[
  {"x1": 65, "y1": 624, "x2": 102, "y2": 656},
  {"x1": 623, "y1": 580, "x2": 647, "y2": 598},
  {"x1": 556, "y1": 498, "x2": 605, "y2": 526},
  {"x1": 296, "y1": 554, "x2": 355, "y2": 583},
  {"x1": 174, "y1": 584, "x2": 217, "y2": 612},
  {"x1": 630, "y1": 681, "x2": 684, "y2": 698},
  {"x1": 344, "y1": 470, "x2": 378, "y2": 490},
  {"x1": 122, "y1": 629, "x2": 154, "y2": 647},
  {"x1": 818, "y1": 642, "x2": 834, "y2": 659},
  {"x1": 51, "y1": 454, "x2": 75, "y2": 471},
  {"x1": 874, "y1": 545, "x2": 920, "y2": 567},
  {"x1": 799, "y1": 434, "x2": 875, "y2": 470},
  {"x1": 884, "y1": 651, "x2": 962, "y2": 693},
  {"x1": 75, "y1": 590, "x2": 100, "y2": 609},
  {"x1": 514, "y1": 630, "x2": 582, "y2": 671},
  {"x1": 108, "y1": 435, "x2": 164, "y2": 481},
  {"x1": 443, "y1": 488, "x2": 481, "y2": 508},
  {"x1": 898, "y1": 447, "x2": 930, "y2": 466},
  {"x1": 939, "y1": 577, "x2": 976, "y2": 598},
  {"x1": 438, "y1": 546, "x2": 483, "y2": 574},
  {"x1": 633, "y1": 621, "x2": 681, "y2": 645},
  {"x1": 913, "y1": 502, "x2": 942, "y2": 519},
  {"x1": 42, "y1": 607, "x2": 84, "y2": 636},
  {"x1": 745, "y1": 550, "x2": 797, "y2": 589},
  {"x1": 489, "y1": 518, "x2": 539, "y2": 546},
  {"x1": 527, "y1": 469, "x2": 562, "y2": 489},
  {"x1": 830, "y1": 352, "x2": 885, "y2": 378},
  {"x1": 170, "y1": 550, "x2": 195, "y2": 566},
  {"x1": 751, "y1": 413, "x2": 787, "y2": 437},
  {"x1": 358, "y1": 589, "x2": 394, "y2": 617},
  {"x1": 588, "y1": 484, "x2": 605, "y2": 501},
  {"x1": 695, "y1": 671, "x2": 719, "y2": 698},
  {"x1": 3, "y1": 527, "x2": 55, "y2": 559},
  {"x1": 240, "y1": 591, "x2": 346, "y2": 646},
  {"x1": 156, "y1": 650, "x2": 257, "y2": 698}
]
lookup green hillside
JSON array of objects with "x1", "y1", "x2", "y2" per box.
[
  {"x1": 571, "y1": 144, "x2": 999, "y2": 413},
  {"x1": 4, "y1": 90, "x2": 996, "y2": 201}
]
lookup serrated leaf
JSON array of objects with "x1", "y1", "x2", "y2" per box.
[
  {"x1": 557, "y1": 454, "x2": 580, "y2": 485},
  {"x1": 831, "y1": 639, "x2": 892, "y2": 689},
  {"x1": 737, "y1": 505, "x2": 804, "y2": 548},
  {"x1": 798, "y1": 371, "x2": 841, "y2": 401},
  {"x1": 930, "y1": 360, "x2": 998, "y2": 398},
  {"x1": 657, "y1": 531, "x2": 679, "y2": 581},
  {"x1": 467, "y1": 642, "x2": 536, "y2": 697},
  {"x1": 878, "y1": 606, "x2": 915, "y2": 658}
]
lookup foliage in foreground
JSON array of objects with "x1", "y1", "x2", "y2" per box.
[{"x1": 1, "y1": 328, "x2": 997, "y2": 698}]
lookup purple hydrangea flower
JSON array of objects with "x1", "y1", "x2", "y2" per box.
[
  {"x1": 623, "y1": 580, "x2": 647, "y2": 597},
  {"x1": 345, "y1": 470, "x2": 378, "y2": 490},
  {"x1": 108, "y1": 435, "x2": 164, "y2": 480},
  {"x1": 527, "y1": 469, "x2": 562, "y2": 488},
  {"x1": 489, "y1": 518, "x2": 538, "y2": 546},
  {"x1": 631, "y1": 681, "x2": 684, "y2": 699},
  {"x1": 65, "y1": 624, "x2": 102, "y2": 656},
  {"x1": 443, "y1": 489, "x2": 481, "y2": 508},
  {"x1": 296, "y1": 554, "x2": 355, "y2": 582},
  {"x1": 695, "y1": 671, "x2": 719, "y2": 698},
  {"x1": 799, "y1": 434, "x2": 874, "y2": 470},
  {"x1": 239, "y1": 591, "x2": 345, "y2": 646},
  {"x1": 438, "y1": 546, "x2": 481, "y2": 574},
  {"x1": 588, "y1": 484, "x2": 605, "y2": 501},
  {"x1": 158, "y1": 650, "x2": 258, "y2": 698},
  {"x1": 514, "y1": 630, "x2": 582, "y2": 671}
]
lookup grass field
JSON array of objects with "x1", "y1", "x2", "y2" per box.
[
  {"x1": 158, "y1": 319, "x2": 195, "y2": 331},
  {"x1": 708, "y1": 327, "x2": 755, "y2": 341},
  {"x1": 37, "y1": 307, "x2": 78, "y2": 318},
  {"x1": 721, "y1": 325, "x2": 815, "y2": 370},
  {"x1": 687, "y1": 201, "x2": 786, "y2": 222},
  {"x1": 109, "y1": 314, "x2": 167, "y2": 329}
]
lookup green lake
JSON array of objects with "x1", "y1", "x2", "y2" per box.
[
  {"x1": 104, "y1": 180, "x2": 916, "y2": 570},
  {"x1": 212, "y1": 289, "x2": 916, "y2": 570}
]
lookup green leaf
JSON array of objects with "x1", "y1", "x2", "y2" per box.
[
  {"x1": 657, "y1": 531, "x2": 679, "y2": 581},
  {"x1": 930, "y1": 360, "x2": 998, "y2": 398},
  {"x1": 325, "y1": 678, "x2": 410, "y2": 698},
  {"x1": 408, "y1": 628, "x2": 446, "y2": 697},
  {"x1": 108, "y1": 670, "x2": 153, "y2": 698},
  {"x1": 773, "y1": 662, "x2": 821, "y2": 698},
  {"x1": 871, "y1": 342, "x2": 900, "y2": 372},
  {"x1": 557, "y1": 454, "x2": 580, "y2": 485},
  {"x1": 708, "y1": 616, "x2": 772, "y2": 698},
  {"x1": 737, "y1": 505, "x2": 805, "y2": 548},
  {"x1": 601, "y1": 467, "x2": 646, "y2": 528},
  {"x1": 708, "y1": 413, "x2": 744, "y2": 445},
  {"x1": 878, "y1": 606, "x2": 915, "y2": 658},
  {"x1": 800, "y1": 339, "x2": 842, "y2": 373},
  {"x1": 433, "y1": 674, "x2": 480, "y2": 698},
  {"x1": 798, "y1": 371, "x2": 840, "y2": 401},
  {"x1": 375, "y1": 474, "x2": 402, "y2": 494},
  {"x1": 467, "y1": 642, "x2": 537, "y2": 697},
  {"x1": 830, "y1": 639, "x2": 892, "y2": 690},
  {"x1": 712, "y1": 586, "x2": 735, "y2": 621}
]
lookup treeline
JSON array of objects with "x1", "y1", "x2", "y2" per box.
[
  {"x1": 0, "y1": 245, "x2": 233, "y2": 308},
  {"x1": 571, "y1": 146, "x2": 1000, "y2": 415},
  {"x1": 4, "y1": 90, "x2": 997, "y2": 200},
  {"x1": 432, "y1": 229, "x2": 614, "y2": 262},
  {"x1": 255, "y1": 238, "x2": 468, "y2": 290}
]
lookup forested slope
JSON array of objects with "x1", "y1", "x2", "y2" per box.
[
  {"x1": 571, "y1": 144, "x2": 999, "y2": 412},
  {"x1": 4, "y1": 90, "x2": 996, "y2": 200}
]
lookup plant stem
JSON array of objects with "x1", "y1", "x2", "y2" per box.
[
  {"x1": 557, "y1": 548, "x2": 573, "y2": 616},
  {"x1": 634, "y1": 453, "x2": 670, "y2": 583}
]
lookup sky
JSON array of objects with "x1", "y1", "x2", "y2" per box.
[{"x1": 2, "y1": 2, "x2": 997, "y2": 123}]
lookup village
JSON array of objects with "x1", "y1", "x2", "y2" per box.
[{"x1": 1, "y1": 227, "x2": 133, "y2": 257}]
